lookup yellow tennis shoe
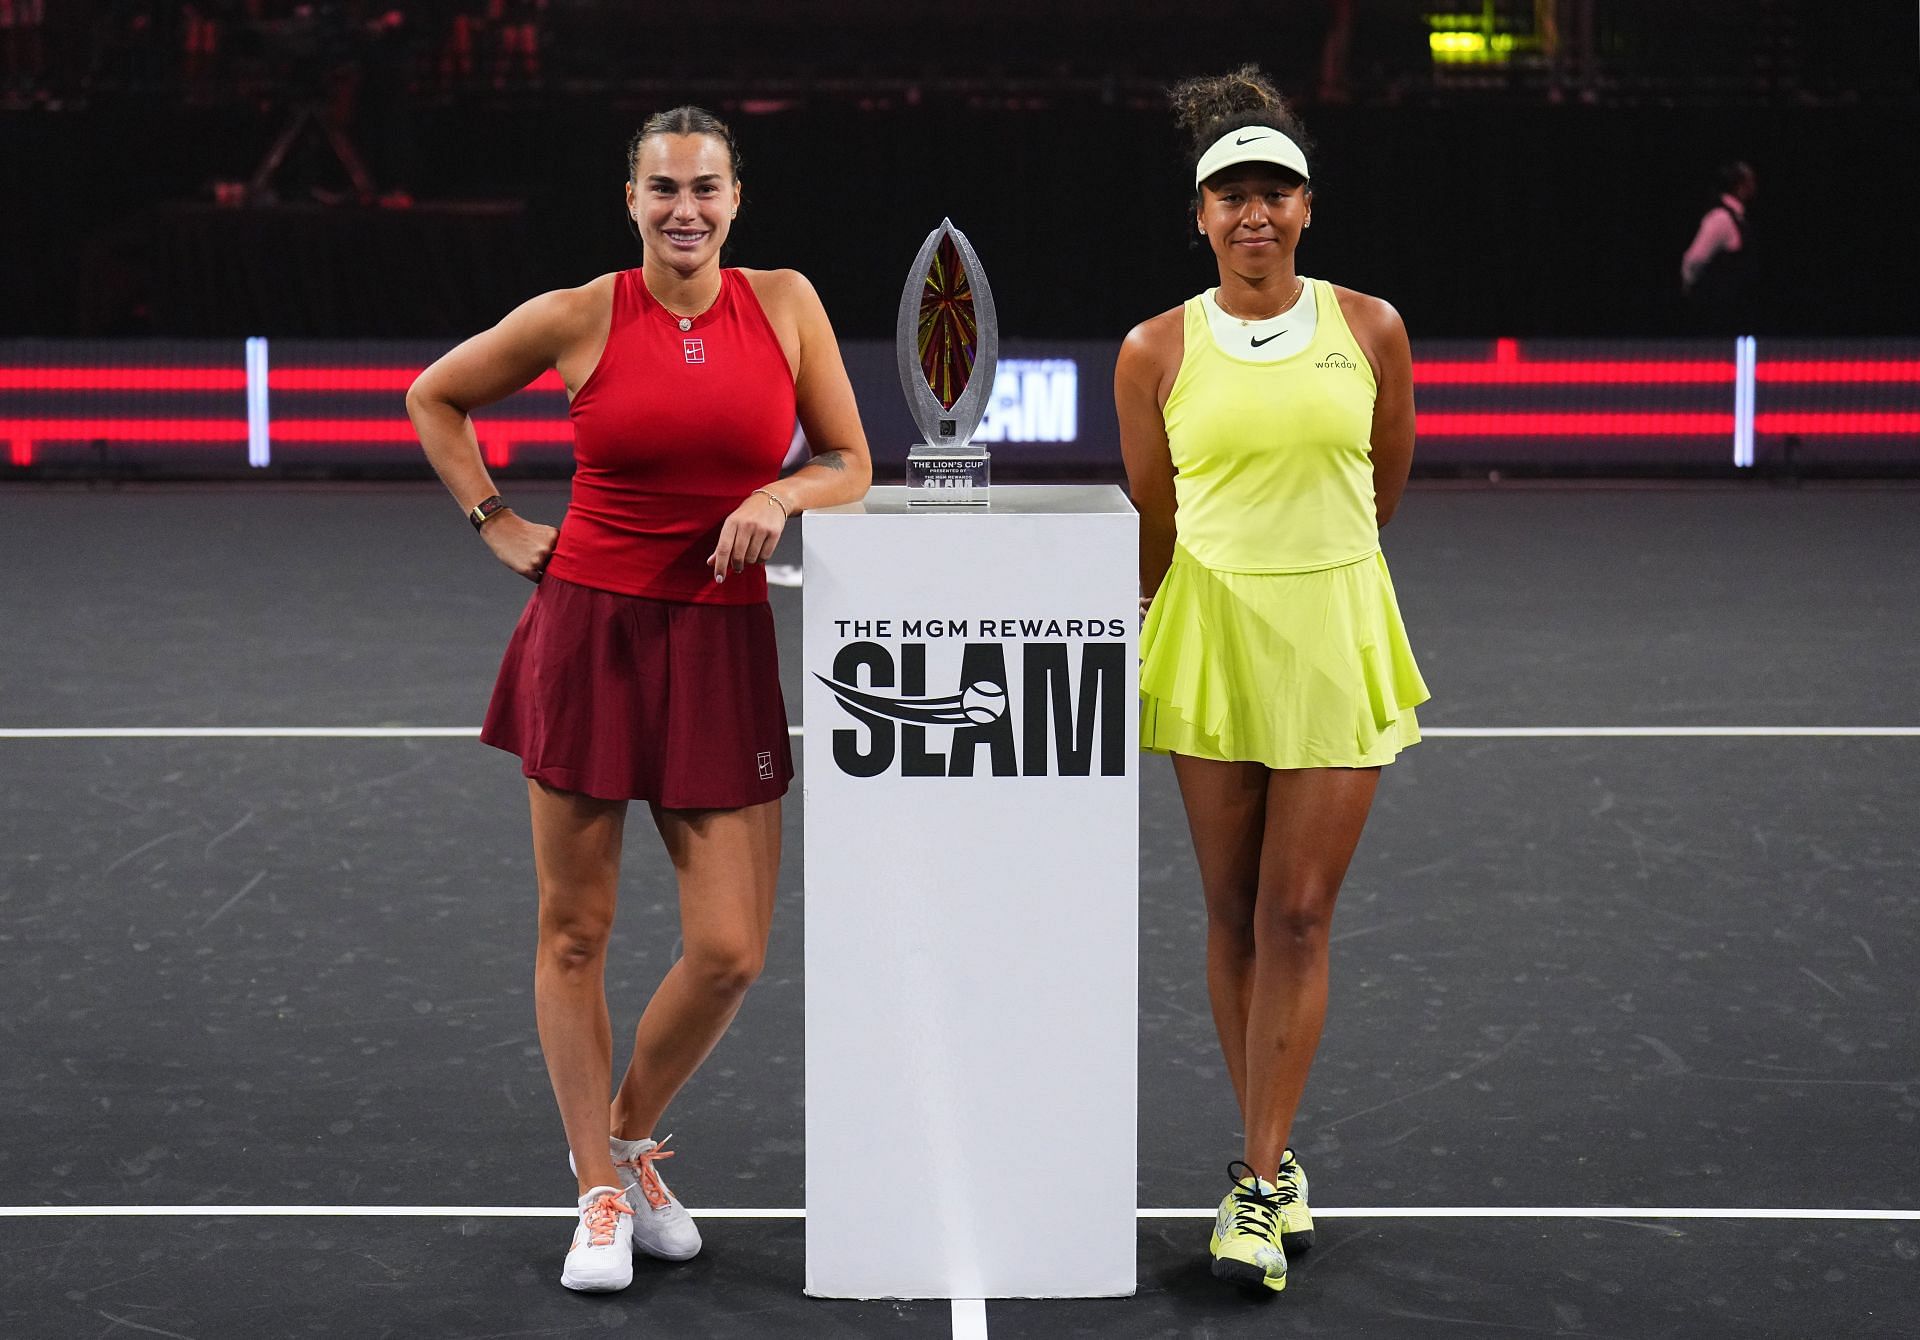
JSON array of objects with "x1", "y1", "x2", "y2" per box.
[
  {"x1": 1208, "y1": 1161, "x2": 1287, "y2": 1292},
  {"x1": 1275, "y1": 1147, "x2": 1314, "y2": 1255}
]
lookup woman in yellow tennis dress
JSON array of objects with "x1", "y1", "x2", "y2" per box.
[{"x1": 1115, "y1": 65, "x2": 1429, "y2": 1295}]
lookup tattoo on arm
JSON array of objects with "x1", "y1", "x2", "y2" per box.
[{"x1": 807, "y1": 449, "x2": 849, "y2": 472}]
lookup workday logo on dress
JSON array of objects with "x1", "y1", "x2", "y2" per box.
[{"x1": 1315, "y1": 351, "x2": 1358, "y2": 370}]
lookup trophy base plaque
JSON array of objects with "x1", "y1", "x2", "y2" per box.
[{"x1": 905, "y1": 445, "x2": 990, "y2": 505}]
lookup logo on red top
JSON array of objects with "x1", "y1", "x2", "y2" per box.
[{"x1": 683, "y1": 338, "x2": 705, "y2": 364}]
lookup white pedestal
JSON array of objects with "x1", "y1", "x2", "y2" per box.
[{"x1": 802, "y1": 485, "x2": 1139, "y2": 1300}]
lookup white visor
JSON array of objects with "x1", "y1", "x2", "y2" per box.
[{"x1": 1194, "y1": 126, "x2": 1311, "y2": 189}]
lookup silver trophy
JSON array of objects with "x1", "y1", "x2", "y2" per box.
[{"x1": 898, "y1": 218, "x2": 997, "y2": 505}]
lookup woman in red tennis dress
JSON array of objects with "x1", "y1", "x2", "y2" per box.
[{"x1": 407, "y1": 106, "x2": 872, "y2": 1293}]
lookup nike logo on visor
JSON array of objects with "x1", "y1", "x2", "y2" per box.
[
  {"x1": 1234, "y1": 134, "x2": 1271, "y2": 145},
  {"x1": 1250, "y1": 332, "x2": 1284, "y2": 347}
]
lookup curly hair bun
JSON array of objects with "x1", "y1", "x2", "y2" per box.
[{"x1": 1170, "y1": 65, "x2": 1314, "y2": 180}]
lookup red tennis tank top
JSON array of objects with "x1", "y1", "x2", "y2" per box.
[{"x1": 544, "y1": 268, "x2": 796, "y2": 604}]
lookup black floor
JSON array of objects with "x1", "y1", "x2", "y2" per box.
[{"x1": 3, "y1": 481, "x2": 1917, "y2": 1338}]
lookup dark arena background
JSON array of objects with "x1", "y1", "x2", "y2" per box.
[
  {"x1": 4, "y1": 0, "x2": 1918, "y2": 478},
  {"x1": 4, "y1": 5, "x2": 1919, "y2": 1340}
]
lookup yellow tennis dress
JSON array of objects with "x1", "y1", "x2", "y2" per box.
[{"x1": 1139, "y1": 281, "x2": 1430, "y2": 768}]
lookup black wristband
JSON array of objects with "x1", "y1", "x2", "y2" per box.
[{"x1": 468, "y1": 495, "x2": 509, "y2": 530}]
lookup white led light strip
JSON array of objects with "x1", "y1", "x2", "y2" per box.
[
  {"x1": 245, "y1": 336, "x2": 271, "y2": 467},
  {"x1": 1733, "y1": 334, "x2": 1757, "y2": 467}
]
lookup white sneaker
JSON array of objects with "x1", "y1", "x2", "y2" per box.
[
  {"x1": 569, "y1": 1135, "x2": 703, "y2": 1261},
  {"x1": 559, "y1": 1185, "x2": 633, "y2": 1292},
  {"x1": 617, "y1": 1135, "x2": 704, "y2": 1260}
]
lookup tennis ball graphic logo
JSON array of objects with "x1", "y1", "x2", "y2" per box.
[{"x1": 960, "y1": 681, "x2": 1008, "y2": 725}]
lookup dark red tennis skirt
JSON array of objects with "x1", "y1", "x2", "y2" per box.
[{"x1": 480, "y1": 575, "x2": 793, "y2": 808}]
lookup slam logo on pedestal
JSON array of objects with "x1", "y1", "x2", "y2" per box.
[{"x1": 815, "y1": 631, "x2": 1126, "y2": 779}]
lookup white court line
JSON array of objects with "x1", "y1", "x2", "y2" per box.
[
  {"x1": 0, "y1": 727, "x2": 485, "y2": 739},
  {"x1": 1137, "y1": 1206, "x2": 1920, "y2": 1221},
  {"x1": 1423, "y1": 726, "x2": 1920, "y2": 738},
  {"x1": 950, "y1": 1299, "x2": 988, "y2": 1339},
  {"x1": 0, "y1": 726, "x2": 803, "y2": 739},
  {"x1": 2, "y1": 1205, "x2": 1915, "y2": 1221},
  {"x1": 2, "y1": 726, "x2": 1916, "y2": 740},
  {"x1": 0, "y1": 1205, "x2": 801, "y2": 1219}
]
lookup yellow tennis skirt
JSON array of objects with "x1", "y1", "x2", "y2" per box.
[{"x1": 1140, "y1": 548, "x2": 1430, "y2": 769}]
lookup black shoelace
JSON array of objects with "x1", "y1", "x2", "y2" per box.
[
  {"x1": 1225, "y1": 1160, "x2": 1282, "y2": 1236},
  {"x1": 1273, "y1": 1152, "x2": 1304, "y2": 1205}
]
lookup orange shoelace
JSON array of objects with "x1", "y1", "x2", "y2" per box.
[
  {"x1": 615, "y1": 1137, "x2": 677, "y2": 1211},
  {"x1": 577, "y1": 1190, "x2": 633, "y2": 1249}
]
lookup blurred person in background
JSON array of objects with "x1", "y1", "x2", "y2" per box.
[{"x1": 1680, "y1": 159, "x2": 1758, "y2": 334}]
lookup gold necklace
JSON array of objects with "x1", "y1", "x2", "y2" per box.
[{"x1": 1216, "y1": 276, "x2": 1304, "y2": 326}]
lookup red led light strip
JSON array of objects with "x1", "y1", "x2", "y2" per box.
[
  {"x1": 1754, "y1": 413, "x2": 1920, "y2": 434},
  {"x1": 0, "y1": 369, "x2": 250, "y2": 391},
  {"x1": 3, "y1": 419, "x2": 249, "y2": 467},
  {"x1": 1756, "y1": 362, "x2": 1920, "y2": 383},
  {"x1": 0, "y1": 418, "x2": 252, "y2": 440},
  {"x1": 1417, "y1": 413, "x2": 1920, "y2": 437},
  {"x1": 1417, "y1": 413, "x2": 1731, "y2": 437},
  {"x1": 5, "y1": 348, "x2": 1918, "y2": 466},
  {"x1": 1418, "y1": 360, "x2": 1920, "y2": 386},
  {"x1": 10, "y1": 412, "x2": 1909, "y2": 447},
  {"x1": 267, "y1": 369, "x2": 568, "y2": 392},
  {"x1": 2, "y1": 360, "x2": 1916, "y2": 394},
  {"x1": 264, "y1": 418, "x2": 571, "y2": 441},
  {"x1": 1415, "y1": 362, "x2": 1734, "y2": 385},
  {"x1": 0, "y1": 418, "x2": 571, "y2": 467},
  {"x1": 0, "y1": 368, "x2": 567, "y2": 392}
]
